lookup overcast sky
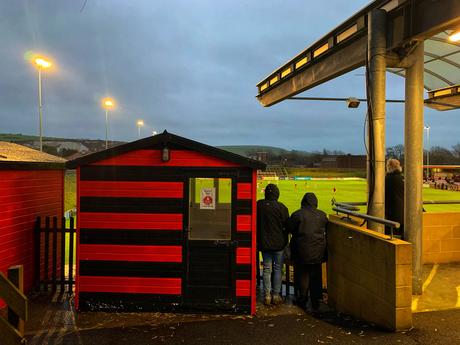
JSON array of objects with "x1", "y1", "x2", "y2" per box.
[{"x1": 1, "y1": 0, "x2": 459, "y2": 154}]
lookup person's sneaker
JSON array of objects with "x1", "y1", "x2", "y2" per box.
[
  {"x1": 272, "y1": 294, "x2": 283, "y2": 305},
  {"x1": 263, "y1": 295, "x2": 272, "y2": 306}
]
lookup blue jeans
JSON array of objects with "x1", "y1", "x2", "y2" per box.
[{"x1": 262, "y1": 250, "x2": 284, "y2": 296}]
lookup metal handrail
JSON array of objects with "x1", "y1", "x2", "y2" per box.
[
  {"x1": 340, "y1": 200, "x2": 460, "y2": 206},
  {"x1": 333, "y1": 202, "x2": 361, "y2": 211},
  {"x1": 332, "y1": 206, "x2": 400, "y2": 240},
  {"x1": 422, "y1": 200, "x2": 460, "y2": 204}
]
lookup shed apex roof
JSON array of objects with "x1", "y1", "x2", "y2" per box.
[
  {"x1": 67, "y1": 130, "x2": 266, "y2": 170},
  {"x1": 0, "y1": 141, "x2": 66, "y2": 165}
]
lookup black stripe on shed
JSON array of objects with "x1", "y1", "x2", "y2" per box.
[
  {"x1": 80, "y1": 229, "x2": 183, "y2": 246},
  {"x1": 80, "y1": 197, "x2": 183, "y2": 213},
  {"x1": 79, "y1": 261, "x2": 183, "y2": 278}
]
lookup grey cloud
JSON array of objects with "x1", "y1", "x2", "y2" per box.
[{"x1": 1, "y1": 0, "x2": 459, "y2": 153}]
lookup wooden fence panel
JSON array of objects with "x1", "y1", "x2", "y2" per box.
[
  {"x1": 0, "y1": 265, "x2": 28, "y2": 345},
  {"x1": 34, "y1": 216, "x2": 76, "y2": 293},
  {"x1": 68, "y1": 217, "x2": 75, "y2": 293},
  {"x1": 0, "y1": 316, "x2": 23, "y2": 345},
  {"x1": 7, "y1": 266, "x2": 25, "y2": 335},
  {"x1": 0, "y1": 273, "x2": 27, "y2": 321}
]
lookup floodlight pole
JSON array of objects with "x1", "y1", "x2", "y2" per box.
[
  {"x1": 366, "y1": 9, "x2": 386, "y2": 233},
  {"x1": 38, "y1": 68, "x2": 43, "y2": 152},
  {"x1": 105, "y1": 109, "x2": 108, "y2": 149},
  {"x1": 405, "y1": 42, "x2": 425, "y2": 295}
]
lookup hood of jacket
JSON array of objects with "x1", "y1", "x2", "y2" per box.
[
  {"x1": 301, "y1": 192, "x2": 318, "y2": 208},
  {"x1": 264, "y1": 183, "x2": 280, "y2": 201}
]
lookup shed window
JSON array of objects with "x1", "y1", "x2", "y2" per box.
[{"x1": 188, "y1": 178, "x2": 232, "y2": 240}]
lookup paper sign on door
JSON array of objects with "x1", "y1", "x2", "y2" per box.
[{"x1": 200, "y1": 187, "x2": 216, "y2": 210}]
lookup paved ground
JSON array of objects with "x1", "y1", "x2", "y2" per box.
[
  {"x1": 25, "y1": 293, "x2": 460, "y2": 345},
  {"x1": 412, "y1": 263, "x2": 460, "y2": 312}
]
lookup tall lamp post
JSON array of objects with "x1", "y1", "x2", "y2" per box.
[
  {"x1": 137, "y1": 120, "x2": 144, "y2": 138},
  {"x1": 102, "y1": 98, "x2": 115, "y2": 149},
  {"x1": 424, "y1": 126, "x2": 430, "y2": 178},
  {"x1": 32, "y1": 56, "x2": 52, "y2": 151}
]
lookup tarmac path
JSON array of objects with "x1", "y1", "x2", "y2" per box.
[{"x1": 25, "y1": 294, "x2": 460, "y2": 345}]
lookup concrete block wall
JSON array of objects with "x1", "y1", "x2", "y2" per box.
[
  {"x1": 423, "y1": 212, "x2": 460, "y2": 264},
  {"x1": 327, "y1": 215, "x2": 412, "y2": 331}
]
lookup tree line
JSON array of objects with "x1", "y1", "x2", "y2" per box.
[
  {"x1": 386, "y1": 144, "x2": 460, "y2": 165},
  {"x1": 245, "y1": 144, "x2": 460, "y2": 167}
]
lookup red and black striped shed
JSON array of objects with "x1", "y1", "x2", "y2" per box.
[
  {"x1": 68, "y1": 131, "x2": 265, "y2": 314},
  {"x1": 0, "y1": 142, "x2": 66, "y2": 307}
]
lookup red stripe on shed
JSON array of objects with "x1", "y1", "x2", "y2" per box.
[
  {"x1": 79, "y1": 276, "x2": 182, "y2": 294},
  {"x1": 91, "y1": 150, "x2": 239, "y2": 167},
  {"x1": 236, "y1": 215, "x2": 251, "y2": 232},
  {"x1": 79, "y1": 213, "x2": 183, "y2": 230},
  {"x1": 80, "y1": 181, "x2": 183, "y2": 198},
  {"x1": 76, "y1": 167, "x2": 81, "y2": 309},
  {"x1": 236, "y1": 248, "x2": 251, "y2": 264},
  {"x1": 237, "y1": 183, "x2": 252, "y2": 200},
  {"x1": 80, "y1": 244, "x2": 182, "y2": 262},
  {"x1": 236, "y1": 280, "x2": 251, "y2": 297},
  {"x1": 0, "y1": 169, "x2": 63, "y2": 309},
  {"x1": 251, "y1": 171, "x2": 257, "y2": 314}
]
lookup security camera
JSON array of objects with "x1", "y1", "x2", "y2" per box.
[{"x1": 346, "y1": 97, "x2": 360, "y2": 108}]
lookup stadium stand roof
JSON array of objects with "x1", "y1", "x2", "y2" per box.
[{"x1": 256, "y1": 0, "x2": 460, "y2": 111}]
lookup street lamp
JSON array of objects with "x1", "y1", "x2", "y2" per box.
[
  {"x1": 449, "y1": 30, "x2": 460, "y2": 42},
  {"x1": 137, "y1": 120, "x2": 144, "y2": 138},
  {"x1": 424, "y1": 126, "x2": 430, "y2": 178},
  {"x1": 32, "y1": 56, "x2": 52, "y2": 151},
  {"x1": 102, "y1": 97, "x2": 115, "y2": 149}
]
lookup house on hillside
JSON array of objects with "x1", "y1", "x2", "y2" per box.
[{"x1": 319, "y1": 154, "x2": 366, "y2": 169}]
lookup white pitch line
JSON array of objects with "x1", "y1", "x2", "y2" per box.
[
  {"x1": 412, "y1": 263, "x2": 439, "y2": 311},
  {"x1": 422, "y1": 264, "x2": 439, "y2": 292},
  {"x1": 456, "y1": 286, "x2": 460, "y2": 308}
]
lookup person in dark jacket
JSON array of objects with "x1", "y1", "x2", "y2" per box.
[
  {"x1": 287, "y1": 192, "x2": 328, "y2": 311},
  {"x1": 385, "y1": 159, "x2": 404, "y2": 239},
  {"x1": 257, "y1": 183, "x2": 289, "y2": 306}
]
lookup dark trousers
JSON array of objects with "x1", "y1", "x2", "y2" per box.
[{"x1": 295, "y1": 263, "x2": 322, "y2": 309}]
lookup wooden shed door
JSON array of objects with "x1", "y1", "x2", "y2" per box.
[{"x1": 184, "y1": 177, "x2": 235, "y2": 309}]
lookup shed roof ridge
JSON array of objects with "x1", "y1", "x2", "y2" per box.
[{"x1": 66, "y1": 131, "x2": 266, "y2": 170}]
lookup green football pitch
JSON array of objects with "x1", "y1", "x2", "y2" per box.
[{"x1": 256, "y1": 179, "x2": 460, "y2": 215}]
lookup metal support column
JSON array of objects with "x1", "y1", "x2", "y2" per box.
[
  {"x1": 367, "y1": 9, "x2": 386, "y2": 232},
  {"x1": 404, "y1": 42, "x2": 424, "y2": 295}
]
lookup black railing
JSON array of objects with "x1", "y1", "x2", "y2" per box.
[
  {"x1": 34, "y1": 216, "x2": 75, "y2": 293},
  {"x1": 337, "y1": 200, "x2": 460, "y2": 209},
  {"x1": 332, "y1": 206, "x2": 400, "y2": 239}
]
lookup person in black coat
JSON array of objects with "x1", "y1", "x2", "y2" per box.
[
  {"x1": 287, "y1": 192, "x2": 328, "y2": 311},
  {"x1": 257, "y1": 183, "x2": 289, "y2": 306},
  {"x1": 385, "y1": 159, "x2": 404, "y2": 239}
]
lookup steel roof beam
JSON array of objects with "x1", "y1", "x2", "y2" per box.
[{"x1": 256, "y1": 0, "x2": 460, "y2": 107}]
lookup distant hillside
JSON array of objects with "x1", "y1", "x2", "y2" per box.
[
  {"x1": 0, "y1": 133, "x2": 340, "y2": 167},
  {"x1": 0, "y1": 134, "x2": 291, "y2": 159},
  {"x1": 0, "y1": 133, "x2": 67, "y2": 142},
  {"x1": 0, "y1": 133, "x2": 124, "y2": 159},
  {"x1": 218, "y1": 145, "x2": 288, "y2": 156}
]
